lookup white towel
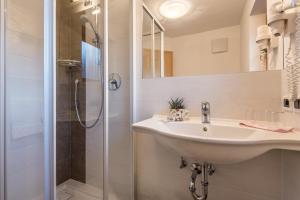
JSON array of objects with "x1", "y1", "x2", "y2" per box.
[{"x1": 240, "y1": 121, "x2": 294, "y2": 133}]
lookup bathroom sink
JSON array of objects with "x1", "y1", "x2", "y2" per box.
[{"x1": 133, "y1": 115, "x2": 300, "y2": 164}]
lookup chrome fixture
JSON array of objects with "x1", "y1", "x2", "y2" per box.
[
  {"x1": 80, "y1": 15, "x2": 100, "y2": 47},
  {"x1": 189, "y1": 163, "x2": 215, "y2": 200},
  {"x1": 179, "y1": 156, "x2": 187, "y2": 169},
  {"x1": 109, "y1": 73, "x2": 122, "y2": 91},
  {"x1": 201, "y1": 102, "x2": 210, "y2": 123}
]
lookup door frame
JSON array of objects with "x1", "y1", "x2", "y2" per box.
[
  {"x1": 44, "y1": 0, "x2": 56, "y2": 199},
  {"x1": 103, "y1": 0, "x2": 109, "y2": 199},
  {"x1": 0, "y1": 0, "x2": 5, "y2": 199}
]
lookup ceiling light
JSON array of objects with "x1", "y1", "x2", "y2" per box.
[{"x1": 159, "y1": 0, "x2": 191, "y2": 19}]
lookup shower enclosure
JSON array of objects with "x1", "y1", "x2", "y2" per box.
[
  {"x1": 56, "y1": 0, "x2": 105, "y2": 199},
  {"x1": 0, "y1": 0, "x2": 133, "y2": 199}
]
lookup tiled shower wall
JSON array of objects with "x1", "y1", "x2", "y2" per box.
[
  {"x1": 56, "y1": 0, "x2": 71, "y2": 184},
  {"x1": 56, "y1": 0, "x2": 86, "y2": 185}
]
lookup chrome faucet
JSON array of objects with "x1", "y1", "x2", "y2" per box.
[{"x1": 201, "y1": 102, "x2": 210, "y2": 124}]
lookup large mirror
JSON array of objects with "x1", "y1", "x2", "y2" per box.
[{"x1": 141, "y1": 0, "x2": 284, "y2": 78}]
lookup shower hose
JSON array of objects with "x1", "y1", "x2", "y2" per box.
[{"x1": 74, "y1": 72, "x2": 104, "y2": 129}]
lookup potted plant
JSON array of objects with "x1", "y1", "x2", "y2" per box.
[{"x1": 168, "y1": 97, "x2": 189, "y2": 121}]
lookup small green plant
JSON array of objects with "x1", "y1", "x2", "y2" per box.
[{"x1": 168, "y1": 97, "x2": 185, "y2": 110}]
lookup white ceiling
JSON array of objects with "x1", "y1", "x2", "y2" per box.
[{"x1": 144, "y1": 0, "x2": 248, "y2": 37}]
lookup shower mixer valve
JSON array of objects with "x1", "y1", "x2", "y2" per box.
[{"x1": 109, "y1": 73, "x2": 122, "y2": 91}]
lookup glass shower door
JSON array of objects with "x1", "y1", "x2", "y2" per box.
[
  {"x1": 4, "y1": 0, "x2": 46, "y2": 199},
  {"x1": 56, "y1": 0, "x2": 104, "y2": 199},
  {"x1": 107, "y1": 0, "x2": 133, "y2": 199}
]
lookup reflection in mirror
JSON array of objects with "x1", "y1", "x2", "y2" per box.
[
  {"x1": 154, "y1": 22, "x2": 163, "y2": 78},
  {"x1": 141, "y1": 0, "x2": 284, "y2": 79},
  {"x1": 142, "y1": 9, "x2": 154, "y2": 78},
  {"x1": 142, "y1": 7, "x2": 165, "y2": 78}
]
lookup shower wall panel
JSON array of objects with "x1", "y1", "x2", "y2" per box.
[
  {"x1": 5, "y1": 0, "x2": 45, "y2": 199},
  {"x1": 108, "y1": 0, "x2": 133, "y2": 199}
]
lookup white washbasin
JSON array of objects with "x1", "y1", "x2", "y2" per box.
[{"x1": 133, "y1": 115, "x2": 300, "y2": 164}]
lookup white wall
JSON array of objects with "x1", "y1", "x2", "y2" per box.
[
  {"x1": 280, "y1": 104, "x2": 300, "y2": 200},
  {"x1": 280, "y1": 33, "x2": 300, "y2": 200},
  {"x1": 165, "y1": 26, "x2": 241, "y2": 76},
  {"x1": 135, "y1": 72, "x2": 281, "y2": 120},
  {"x1": 164, "y1": 36, "x2": 173, "y2": 51}
]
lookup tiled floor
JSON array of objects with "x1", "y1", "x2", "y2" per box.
[{"x1": 57, "y1": 179, "x2": 100, "y2": 200}]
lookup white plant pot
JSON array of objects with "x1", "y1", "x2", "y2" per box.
[{"x1": 168, "y1": 109, "x2": 189, "y2": 121}]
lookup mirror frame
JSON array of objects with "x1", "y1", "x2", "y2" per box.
[{"x1": 142, "y1": 3, "x2": 165, "y2": 78}]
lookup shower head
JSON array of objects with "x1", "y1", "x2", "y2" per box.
[{"x1": 80, "y1": 15, "x2": 100, "y2": 46}]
